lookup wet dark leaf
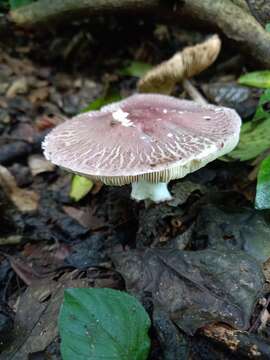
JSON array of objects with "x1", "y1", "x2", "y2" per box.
[
  {"x1": 136, "y1": 203, "x2": 184, "y2": 247},
  {"x1": 64, "y1": 234, "x2": 107, "y2": 269},
  {"x1": 194, "y1": 204, "x2": 270, "y2": 263},
  {"x1": 169, "y1": 180, "x2": 206, "y2": 207},
  {"x1": 0, "y1": 258, "x2": 11, "y2": 300},
  {"x1": 0, "y1": 141, "x2": 32, "y2": 165},
  {"x1": 202, "y1": 82, "x2": 261, "y2": 118},
  {"x1": 112, "y1": 247, "x2": 264, "y2": 335},
  {"x1": 152, "y1": 309, "x2": 189, "y2": 360},
  {"x1": 0, "y1": 304, "x2": 14, "y2": 348}
]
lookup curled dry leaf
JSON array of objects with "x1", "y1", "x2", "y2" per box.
[
  {"x1": 29, "y1": 86, "x2": 50, "y2": 103},
  {"x1": 138, "y1": 35, "x2": 221, "y2": 94},
  {"x1": 28, "y1": 154, "x2": 55, "y2": 176},
  {"x1": 0, "y1": 165, "x2": 39, "y2": 212},
  {"x1": 6, "y1": 77, "x2": 28, "y2": 98}
]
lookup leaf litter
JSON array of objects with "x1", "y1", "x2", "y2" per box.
[{"x1": 0, "y1": 19, "x2": 270, "y2": 360}]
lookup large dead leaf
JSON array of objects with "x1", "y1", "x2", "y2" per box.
[
  {"x1": 2, "y1": 272, "x2": 88, "y2": 360},
  {"x1": 193, "y1": 204, "x2": 270, "y2": 263},
  {"x1": 112, "y1": 247, "x2": 264, "y2": 335}
]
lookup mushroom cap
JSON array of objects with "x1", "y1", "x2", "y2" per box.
[{"x1": 43, "y1": 94, "x2": 241, "y2": 185}]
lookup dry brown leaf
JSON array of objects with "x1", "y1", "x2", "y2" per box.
[
  {"x1": 138, "y1": 34, "x2": 221, "y2": 94},
  {"x1": 1, "y1": 53, "x2": 35, "y2": 76},
  {"x1": 91, "y1": 180, "x2": 103, "y2": 194},
  {"x1": 6, "y1": 77, "x2": 28, "y2": 98},
  {"x1": 27, "y1": 154, "x2": 55, "y2": 176},
  {"x1": 35, "y1": 114, "x2": 66, "y2": 131},
  {"x1": 29, "y1": 86, "x2": 49, "y2": 103},
  {"x1": 1, "y1": 273, "x2": 88, "y2": 360},
  {"x1": 62, "y1": 205, "x2": 106, "y2": 230},
  {"x1": 0, "y1": 165, "x2": 39, "y2": 212}
]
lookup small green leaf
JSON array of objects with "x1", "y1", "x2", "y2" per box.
[
  {"x1": 70, "y1": 175, "x2": 93, "y2": 201},
  {"x1": 81, "y1": 91, "x2": 121, "y2": 113},
  {"x1": 266, "y1": 23, "x2": 270, "y2": 32},
  {"x1": 255, "y1": 155, "x2": 270, "y2": 209},
  {"x1": 119, "y1": 61, "x2": 152, "y2": 77},
  {"x1": 238, "y1": 71, "x2": 270, "y2": 89},
  {"x1": 225, "y1": 89, "x2": 270, "y2": 161},
  {"x1": 226, "y1": 118, "x2": 270, "y2": 161},
  {"x1": 9, "y1": 0, "x2": 34, "y2": 9},
  {"x1": 253, "y1": 89, "x2": 270, "y2": 122},
  {"x1": 59, "y1": 288, "x2": 151, "y2": 360}
]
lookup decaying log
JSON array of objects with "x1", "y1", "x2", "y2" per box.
[{"x1": 10, "y1": 0, "x2": 270, "y2": 68}]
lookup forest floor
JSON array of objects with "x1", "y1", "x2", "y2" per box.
[{"x1": 0, "y1": 16, "x2": 270, "y2": 360}]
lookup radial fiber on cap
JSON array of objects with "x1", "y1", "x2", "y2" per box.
[{"x1": 43, "y1": 94, "x2": 241, "y2": 185}]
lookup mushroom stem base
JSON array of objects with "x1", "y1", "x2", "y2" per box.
[{"x1": 131, "y1": 180, "x2": 172, "y2": 202}]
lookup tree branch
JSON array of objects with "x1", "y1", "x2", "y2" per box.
[
  {"x1": 10, "y1": 0, "x2": 162, "y2": 26},
  {"x1": 10, "y1": 0, "x2": 270, "y2": 68},
  {"x1": 175, "y1": 0, "x2": 270, "y2": 68}
]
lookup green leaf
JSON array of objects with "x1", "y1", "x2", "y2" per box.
[
  {"x1": 81, "y1": 91, "x2": 121, "y2": 113},
  {"x1": 70, "y1": 175, "x2": 93, "y2": 201},
  {"x1": 266, "y1": 23, "x2": 270, "y2": 32},
  {"x1": 226, "y1": 90, "x2": 270, "y2": 161},
  {"x1": 226, "y1": 117, "x2": 270, "y2": 161},
  {"x1": 253, "y1": 89, "x2": 270, "y2": 121},
  {"x1": 9, "y1": 0, "x2": 34, "y2": 9},
  {"x1": 59, "y1": 288, "x2": 151, "y2": 360},
  {"x1": 238, "y1": 71, "x2": 270, "y2": 88},
  {"x1": 119, "y1": 61, "x2": 152, "y2": 77},
  {"x1": 255, "y1": 155, "x2": 270, "y2": 209}
]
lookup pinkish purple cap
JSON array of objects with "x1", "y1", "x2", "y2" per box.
[{"x1": 42, "y1": 94, "x2": 241, "y2": 185}]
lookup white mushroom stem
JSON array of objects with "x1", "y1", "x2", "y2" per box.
[{"x1": 131, "y1": 180, "x2": 172, "y2": 202}]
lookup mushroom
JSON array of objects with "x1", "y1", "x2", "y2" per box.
[
  {"x1": 42, "y1": 93, "x2": 241, "y2": 203},
  {"x1": 138, "y1": 35, "x2": 222, "y2": 103}
]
